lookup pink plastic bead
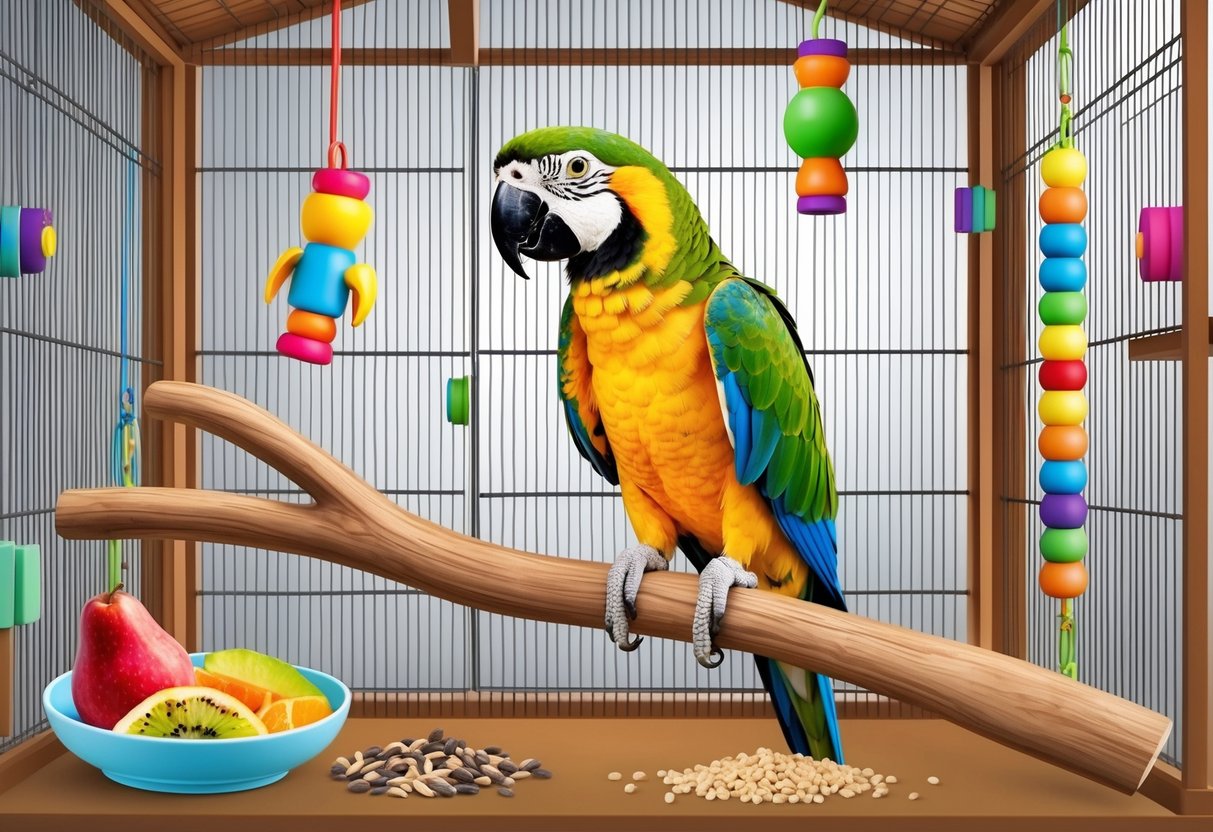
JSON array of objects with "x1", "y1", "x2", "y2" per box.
[
  {"x1": 276, "y1": 332, "x2": 333, "y2": 365},
  {"x1": 312, "y1": 168, "x2": 371, "y2": 200}
]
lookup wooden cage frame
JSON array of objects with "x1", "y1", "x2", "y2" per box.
[{"x1": 1, "y1": 0, "x2": 1207, "y2": 817}]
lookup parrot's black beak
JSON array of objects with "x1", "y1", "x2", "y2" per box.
[{"x1": 490, "y1": 182, "x2": 581, "y2": 280}]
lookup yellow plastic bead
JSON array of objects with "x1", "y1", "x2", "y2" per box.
[
  {"x1": 1041, "y1": 147, "x2": 1087, "y2": 188},
  {"x1": 1038, "y1": 325, "x2": 1087, "y2": 360},
  {"x1": 1039, "y1": 390, "x2": 1088, "y2": 425},
  {"x1": 41, "y1": 225, "x2": 57, "y2": 257}
]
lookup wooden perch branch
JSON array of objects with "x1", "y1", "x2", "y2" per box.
[{"x1": 55, "y1": 382, "x2": 1171, "y2": 794}]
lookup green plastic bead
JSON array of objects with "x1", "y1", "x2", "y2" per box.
[
  {"x1": 783, "y1": 87, "x2": 858, "y2": 159},
  {"x1": 446, "y1": 376, "x2": 470, "y2": 426},
  {"x1": 1040, "y1": 527, "x2": 1087, "y2": 563},
  {"x1": 1038, "y1": 291, "x2": 1087, "y2": 325}
]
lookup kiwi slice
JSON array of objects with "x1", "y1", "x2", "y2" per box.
[
  {"x1": 112, "y1": 686, "x2": 268, "y2": 739},
  {"x1": 204, "y1": 648, "x2": 323, "y2": 699}
]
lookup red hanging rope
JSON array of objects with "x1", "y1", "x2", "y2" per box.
[{"x1": 327, "y1": 0, "x2": 346, "y2": 169}]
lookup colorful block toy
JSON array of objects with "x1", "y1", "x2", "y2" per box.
[
  {"x1": 955, "y1": 186, "x2": 997, "y2": 233},
  {"x1": 0, "y1": 205, "x2": 56, "y2": 277}
]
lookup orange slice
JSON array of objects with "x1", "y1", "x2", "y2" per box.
[
  {"x1": 256, "y1": 696, "x2": 334, "y2": 733},
  {"x1": 195, "y1": 667, "x2": 277, "y2": 714}
]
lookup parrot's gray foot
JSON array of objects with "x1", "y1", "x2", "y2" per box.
[
  {"x1": 693, "y1": 556, "x2": 759, "y2": 669},
  {"x1": 605, "y1": 544, "x2": 668, "y2": 652}
]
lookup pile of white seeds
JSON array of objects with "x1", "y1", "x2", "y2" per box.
[{"x1": 655, "y1": 748, "x2": 905, "y2": 805}]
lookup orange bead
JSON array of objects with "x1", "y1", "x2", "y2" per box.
[
  {"x1": 796, "y1": 157, "x2": 848, "y2": 197},
  {"x1": 1037, "y1": 425, "x2": 1088, "y2": 460},
  {"x1": 1039, "y1": 560, "x2": 1088, "y2": 599},
  {"x1": 287, "y1": 309, "x2": 337, "y2": 343},
  {"x1": 1039, "y1": 187, "x2": 1087, "y2": 224},
  {"x1": 793, "y1": 54, "x2": 850, "y2": 89}
]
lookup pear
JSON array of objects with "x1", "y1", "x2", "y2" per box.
[{"x1": 71, "y1": 585, "x2": 195, "y2": 729}]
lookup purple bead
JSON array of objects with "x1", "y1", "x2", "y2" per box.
[
  {"x1": 1040, "y1": 493, "x2": 1087, "y2": 529},
  {"x1": 798, "y1": 195, "x2": 846, "y2": 215},
  {"x1": 19, "y1": 208, "x2": 52, "y2": 274},
  {"x1": 798, "y1": 38, "x2": 848, "y2": 58}
]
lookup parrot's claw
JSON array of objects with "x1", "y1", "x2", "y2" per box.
[
  {"x1": 605, "y1": 544, "x2": 668, "y2": 653},
  {"x1": 693, "y1": 556, "x2": 758, "y2": 669}
]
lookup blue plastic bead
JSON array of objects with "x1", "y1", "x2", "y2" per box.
[
  {"x1": 1040, "y1": 224, "x2": 1087, "y2": 258},
  {"x1": 1039, "y1": 460, "x2": 1088, "y2": 495},
  {"x1": 1039, "y1": 257, "x2": 1087, "y2": 292}
]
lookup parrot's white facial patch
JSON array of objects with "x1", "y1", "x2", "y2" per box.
[{"x1": 495, "y1": 151, "x2": 622, "y2": 254}]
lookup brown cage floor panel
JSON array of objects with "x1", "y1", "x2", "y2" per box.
[{"x1": 0, "y1": 718, "x2": 1206, "y2": 831}]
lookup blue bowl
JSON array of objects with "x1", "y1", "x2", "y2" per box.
[{"x1": 43, "y1": 653, "x2": 350, "y2": 794}]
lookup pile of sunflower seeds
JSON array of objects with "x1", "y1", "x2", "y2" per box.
[{"x1": 330, "y1": 728, "x2": 552, "y2": 800}]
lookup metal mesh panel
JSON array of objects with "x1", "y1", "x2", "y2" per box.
[
  {"x1": 0, "y1": 0, "x2": 160, "y2": 751},
  {"x1": 998, "y1": 0, "x2": 1184, "y2": 766},
  {"x1": 195, "y1": 0, "x2": 968, "y2": 719}
]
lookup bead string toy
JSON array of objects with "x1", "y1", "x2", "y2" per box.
[
  {"x1": 1037, "y1": 0, "x2": 1087, "y2": 680},
  {"x1": 265, "y1": 0, "x2": 378, "y2": 366},
  {"x1": 784, "y1": 0, "x2": 858, "y2": 215},
  {"x1": 108, "y1": 158, "x2": 141, "y2": 593}
]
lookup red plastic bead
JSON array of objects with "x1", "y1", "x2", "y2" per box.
[{"x1": 1039, "y1": 359, "x2": 1087, "y2": 391}]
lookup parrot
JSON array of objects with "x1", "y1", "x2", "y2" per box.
[{"x1": 489, "y1": 126, "x2": 845, "y2": 764}]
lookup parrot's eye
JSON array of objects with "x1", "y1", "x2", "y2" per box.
[{"x1": 565, "y1": 157, "x2": 590, "y2": 179}]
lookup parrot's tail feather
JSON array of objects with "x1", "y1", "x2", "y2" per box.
[{"x1": 755, "y1": 656, "x2": 844, "y2": 764}]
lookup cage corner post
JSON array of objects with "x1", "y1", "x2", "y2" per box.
[
  {"x1": 966, "y1": 57, "x2": 1000, "y2": 653},
  {"x1": 114, "y1": 0, "x2": 198, "y2": 650},
  {"x1": 1180, "y1": 0, "x2": 1213, "y2": 807}
]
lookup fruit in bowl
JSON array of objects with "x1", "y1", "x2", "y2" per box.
[{"x1": 44, "y1": 653, "x2": 350, "y2": 793}]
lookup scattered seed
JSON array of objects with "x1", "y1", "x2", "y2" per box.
[
  {"x1": 347, "y1": 780, "x2": 371, "y2": 794},
  {"x1": 498, "y1": 787, "x2": 514, "y2": 798},
  {"x1": 909, "y1": 792, "x2": 920, "y2": 801},
  {"x1": 362, "y1": 760, "x2": 385, "y2": 773},
  {"x1": 345, "y1": 762, "x2": 364, "y2": 777},
  {"x1": 422, "y1": 741, "x2": 446, "y2": 755},
  {"x1": 927, "y1": 776, "x2": 940, "y2": 786},
  {"x1": 624, "y1": 784, "x2": 637, "y2": 794},
  {"x1": 370, "y1": 786, "x2": 389, "y2": 796},
  {"x1": 608, "y1": 772, "x2": 623, "y2": 781},
  {"x1": 520, "y1": 758, "x2": 540, "y2": 772},
  {"x1": 387, "y1": 787, "x2": 409, "y2": 799},
  {"x1": 474, "y1": 752, "x2": 490, "y2": 766},
  {"x1": 532, "y1": 769, "x2": 552, "y2": 779},
  {"x1": 364, "y1": 746, "x2": 383, "y2": 759},
  {"x1": 840, "y1": 789, "x2": 855, "y2": 799},
  {"x1": 482, "y1": 764, "x2": 505, "y2": 784},
  {"x1": 885, "y1": 775, "x2": 899, "y2": 784},
  {"x1": 428, "y1": 728, "x2": 445, "y2": 742},
  {"x1": 455, "y1": 783, "x2": 480, "y2": 795},
  {"x1": 511, "y1": 771, "x2": 532, "y2": 780},
  {"x1": 413, "y1": 781, "x2": 436, "y2": 798},
  {"x1": 430, "y1": 780, "x2": 457, "y2": 797},
  {"x1": 335, "y1": 756, "x2": 350, "y2": 768},
  {"x1": 384, "y1": 742, "x2": 406, "y2": 755},
  {"x1": 499, "y1": 760, "x2": 519, "y2": 775},
  {"x1": 664, "y1": 793, "x2": 676, "y2": 804},
  {"x1": 484, "y1": 746, "x2": 502, "y2": 755},
  {"x1": 632, "y1": 771, "x2": 647, "y2": 781},
  {"x1": 407, "y1": 739, "x2": 426, "y2": 752},
  {"x1": 443, "y1": 738, "x2": 458, "y2": 755},
  {"x1": 354, "y1": 751, "x2": 364, "y2": 762},
  {"x1": 450, "y1": 768, "x2": 475, "y2": 783},
  {"x1": 474, "y1": 776, "x2": 492, "y2": 787}
]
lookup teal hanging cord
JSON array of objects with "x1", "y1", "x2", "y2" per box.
[
  {"x1": 811, "y1": 0, "x2": 827, "y2": 39},
  {"x1": 107, "y1": 158, "x2": 140, "y2": 593}
]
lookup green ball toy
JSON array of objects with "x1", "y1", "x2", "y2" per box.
[{"x1": 783, "y1": 87, "x2": 859, "y2": 159}]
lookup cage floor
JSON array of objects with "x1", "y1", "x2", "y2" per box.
[{"x1": 0, "y1": 718, "x2": 1206, "y2": 831}]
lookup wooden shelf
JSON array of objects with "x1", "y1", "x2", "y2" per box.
[
  {"x1": 1127, "y1": 320, "x2": 1213, "y2": 361},
  {"x1": 0, "y1": 718, "x2": 1205, "y2": 831}
]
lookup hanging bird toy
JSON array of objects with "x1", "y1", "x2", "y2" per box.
[
  {"x1": 783, "y1": 0, "x2": 858, "y2": 215},
  {"x1": 1036, "y1": 4, "x2": 1087, "y2": 680},
  {"x1": 264, "y1": 0, "x2": 376, "y2": 366},
  {"x1": 0, "y1": 205, "x2": 55, "y2": 277}
]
